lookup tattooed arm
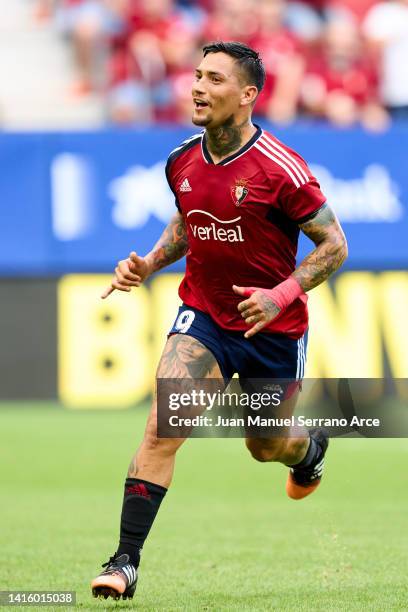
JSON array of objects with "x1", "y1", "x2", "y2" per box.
[
  {"x1": 101, "y1": 211, "x2": 188, "y2": 298},
  {"x1": 294, "y1": 203, "x2": 348, "y2": 290},
  {"x1": 144, "y1": 211, "x2": 188, "y2": 275},
  {"x1": 234, "y1": 203, "x2": 347, "y2": 337}
]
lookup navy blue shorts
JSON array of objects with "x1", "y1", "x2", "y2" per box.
[{"x1": 169, "y1": 304, "x2": 307, "y2": 383}]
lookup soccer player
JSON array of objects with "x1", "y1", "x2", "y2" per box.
[{"x1": 91, "y1": 41, "x2": 347, "y2": 601}]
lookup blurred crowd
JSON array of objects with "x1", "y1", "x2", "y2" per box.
[{"x1": 34, "y1": 0, "x2": 408, "y2": 130}]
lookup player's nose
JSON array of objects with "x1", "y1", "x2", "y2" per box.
[{"x1": 192, "y1": 82, "x2": 206, "y2": 98}]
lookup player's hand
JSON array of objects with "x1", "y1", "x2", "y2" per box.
[
  {"x1": 101, "y1": 251, "x2": 150, "y2": 299},
  {"x1": 232, "y1": 285, "x2": 281, "y2": 339}
]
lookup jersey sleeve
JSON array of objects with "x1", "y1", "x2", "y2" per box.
[
  {"x1": 278, "y1": 151, "x2": 327, "y2": 222},
  {"x1": 165, "y1": 156, "x2": 181, "y2": 213}
]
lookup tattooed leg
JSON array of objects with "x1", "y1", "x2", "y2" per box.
[{"x1": 127, "y1": 334, "x2": 222, "y2": 488}]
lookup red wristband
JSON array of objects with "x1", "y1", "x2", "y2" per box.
[{"x1": 242, "y1": 277, "x2": 305, "y2": 311}]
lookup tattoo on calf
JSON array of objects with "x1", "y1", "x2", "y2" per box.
[{"x1": 128, "y1": 456, "x2": 138, "y2": 478}]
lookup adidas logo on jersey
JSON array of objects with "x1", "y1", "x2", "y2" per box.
[{"x1": 179, "y1": 178, "x2": 192, "y2": 192}]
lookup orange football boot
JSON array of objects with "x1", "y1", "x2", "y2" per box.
[
  {"x1": 91, "y1": 553, "x2": 137, "y2": 600},
  {"x1": 286, "y1": 428, "x2": 329, "y2": 500}
]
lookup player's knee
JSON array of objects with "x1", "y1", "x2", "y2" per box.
[
  {"x1": 245, "y1": 438, "x2": 286, "y2": 462},
  {"x1": 143, "y1": 412, "x2": 182, "y2": 456},
  {"x1": 143, "y1": 429, "x2": 181, "y2": 455}
]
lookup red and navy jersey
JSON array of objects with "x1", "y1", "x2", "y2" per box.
[{"x1": 165, "y1": 125, "x2": 326, "y2": 339}]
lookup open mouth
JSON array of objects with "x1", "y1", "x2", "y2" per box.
[{"x1": 194, "y1": 99, "x2": 209, "y2": 110}]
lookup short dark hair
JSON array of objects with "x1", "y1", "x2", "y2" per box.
[{"x1": 202, "y1": 41, "x2": 266, "y2": 94}]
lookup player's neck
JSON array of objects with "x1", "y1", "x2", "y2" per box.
[{"x1": 205, "y1": 117, "x2": 256, "y2": 164}]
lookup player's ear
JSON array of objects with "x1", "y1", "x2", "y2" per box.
[{"x1": 240, "y1": 85, "x2": 258, "y2": 107}]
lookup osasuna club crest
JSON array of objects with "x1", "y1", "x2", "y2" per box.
[{"x1": 231, "y1": 179, "x2": 249, "y2": 207}]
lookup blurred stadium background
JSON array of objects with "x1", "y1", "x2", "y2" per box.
[{"x1": 1, "y1": 0, "x2": 407, "y2": 609}]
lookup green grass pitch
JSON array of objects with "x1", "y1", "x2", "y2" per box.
[{"x1": 0, "y1": 403, "x2": 407, "y2": 611}]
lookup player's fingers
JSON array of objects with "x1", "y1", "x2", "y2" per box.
[
  {"x1": 237, "y1": 298, "x2": 255, "y2": 313},
  {"x1": 121, "y1": 270, "x2": 141, "y2": 282},
  {"x1": 118, "y1": 260, "x2": 141, "y2": 282},
  {"x1": 111, "y1": 280, "x2": 131, "y2": 292},
  {"x1": 117, "y1": 279, "x2": 141, "y2": 287},
  {"x1": 244, "y1": 313, "x2": 263, "y2": 325},
  {"x1": 232, "y1": 285, "x2": 254, "y2": 298},
  {"x1": 244, "y1": 320, "x2": 267, "y2": 339},
  {"x1": 232, "y1": 284, "x2": 246, "y2": 296},
  {"x1": 129, "y1": 251, "x2": 145, "y2": 266},
  {"x1": 129, "y1": 252, "x2": 147, "y2": 276},
  {"x1": 101, "y1": 280, "x2": 131, "y2": 298},
  {"x1": 240, "y1": 305, "x2": 262, "y2": 319},
  {"x1": 126, "y1": 260, "x2": 140, "y2": 275},
  {"x1": 124, "y1": 274, "x2": 141, "y2": 283},
  {"x1": 115, "y1": 266, "x2": 137, "y2": 286},
  {"x1": 101, "y1": 286, "x2": 115, "y2": 299},
  {"x1": 242, "y1": 309, "x2": 263, "y2": 322},
  {"x1": 115, "y1": 266, "x2": 126, "y2": 284}
]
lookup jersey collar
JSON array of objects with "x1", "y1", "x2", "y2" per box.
[{"x1": 201, "y1": 124, "x2": 262, "y2": 166}]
